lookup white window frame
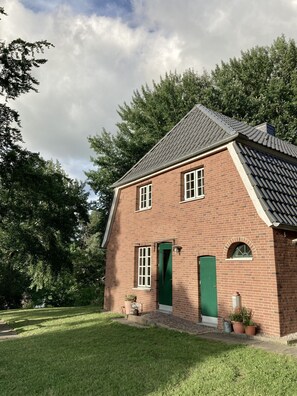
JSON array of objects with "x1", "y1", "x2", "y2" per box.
[
  {"x1": 184, "y1": 168, "x2": 204, "y2": 201},
  {"x1": 138, "y1": 247, "x2": 151, "y2": 288},
  {"x1": 139, "y1": 184, "x2": 152, "y2": 210}
]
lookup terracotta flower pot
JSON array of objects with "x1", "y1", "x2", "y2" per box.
[
  {"x1": 232, "y1": 321, "x2": 245, "y2": 334},
  {"x1": 124, "y1": 301, "x2": 132, "y2": 315},
  {"x1": 245, "y1": 325, "x2": 256, "y2": 336}
]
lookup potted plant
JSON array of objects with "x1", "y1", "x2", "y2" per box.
[
  {"x1": 244, "y1": 319, "x2": 257, "y2": 336},
  {"x1": 229, "y1": 307, "x2": 245, "y2": 334},
  {"x1": 124, "y1": 294, "x2": 136, "y2": 315},
  {"x1": 242, "y1": 308, "x2": 257, "y2": 336}
]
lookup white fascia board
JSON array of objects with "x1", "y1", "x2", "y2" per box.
[
  {"x1": 227, "y1": 142, "x2": 273, "y2": 227},
  {"x1": 102, "y1": 188, "x2": 119, "y2": 248},
  {"x1": 117, "y1": 144, "x2": 229, "y2": 190}
]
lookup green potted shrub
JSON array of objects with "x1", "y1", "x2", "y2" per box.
[
  {"x1": 242, "y1": 308, "x2": 257, "y2": 336},
  {"x1": 229, "y1": 307, "x2": 245, "y2": 334},
  {"x1": 124, "y1": 294, "x2": 136, "y2": 315}
]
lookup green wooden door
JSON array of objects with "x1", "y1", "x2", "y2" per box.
[
  {"x1": 158, "y1": 243, "x2": 172, "y2": 306},
  {"x1": 199, "y1": 256, "x2": 218, "y2": 317}
]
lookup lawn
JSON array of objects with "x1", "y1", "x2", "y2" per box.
[{"x1": 1, "y1": 307, "x2": 297, "y2": 395}]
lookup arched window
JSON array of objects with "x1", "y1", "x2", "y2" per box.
[{"x1": 231, "y1": 243, "x2": 252, "y2": 259}]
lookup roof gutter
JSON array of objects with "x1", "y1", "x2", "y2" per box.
[
  {"x1": 272, "y1": 222, "x2": 297, "y2": 232},
  {"x1": 113, "y1": 134, "x2": 238, "y2": 189}
]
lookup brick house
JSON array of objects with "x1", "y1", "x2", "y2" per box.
[{"x1": 102, "y1": 104, "x2": 297, "y2": 337}]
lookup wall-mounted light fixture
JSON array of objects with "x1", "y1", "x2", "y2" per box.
[{"x1": 173, "y1": 245, "x2": 182, "y2": 254}]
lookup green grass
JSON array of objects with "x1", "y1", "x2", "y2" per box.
[{"x1": 1, "y1": 307, "x2": 297, "y2": 396}]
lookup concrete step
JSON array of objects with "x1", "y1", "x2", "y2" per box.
[{"x1": 127, "y1": 314, "x2": 150, "y2": 326}]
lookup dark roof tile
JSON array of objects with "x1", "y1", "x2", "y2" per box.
[
  {"x1": 113, "y1": 104, "x2": 297, "y2": 230},
  {"x1": 115, "y1": 104, "x2": 297, "y2": 187},
  {"x1": 237, "y1": 143, "x2": 297, "y2": 229}
]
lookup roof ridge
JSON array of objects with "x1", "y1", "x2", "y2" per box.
[
  {"x1": 200, "y1": 105, "x2": 297, "y2": 159},
  {"x1": 113, "y1": 105, "x2": 199, "y2": 187},
  {"x1": 197, "y1": 104, "x2": 238, "y2": 136}
]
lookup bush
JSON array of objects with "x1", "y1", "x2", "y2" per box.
[{"x1": 74, "y1": 286, "x2": 98, "y2": 306}]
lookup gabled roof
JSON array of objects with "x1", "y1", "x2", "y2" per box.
[
  {"x1": 103, "y1": 104, "x2": 297, "y2": 247},
  {"x1": 114, "y1": 104, "x2": 297, "y2": 187}
]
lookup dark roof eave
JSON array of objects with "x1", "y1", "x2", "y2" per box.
[
  {"x1": 112, "y1": 134, "x2": 238, "y2": 188},
  {"x1": 272, "y1": 222, "x2": 297, "y2": 232}
]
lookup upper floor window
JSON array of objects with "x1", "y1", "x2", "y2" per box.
[
  {"x1": 184, "y1": 168, "x2": 204, "y2": 201},
  {"x1": 139, "y1": 184, "x2": 152, "y2": 210},
  {"x1": 138, "y1": 246, "x2": 151, "y2": 288}
]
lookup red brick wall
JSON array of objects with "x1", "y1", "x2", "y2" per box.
[
  {"x1": 104, "y1": 148, "x2": 282, "y2": 336},
  {"x1": 274, "y1": 229, "x2": 297, "y2": 336}
]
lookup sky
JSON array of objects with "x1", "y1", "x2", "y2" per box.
[{"x1": 1, "y1": 0, "x2": 297, "y2": 183}]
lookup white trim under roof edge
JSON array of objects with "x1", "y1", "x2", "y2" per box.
[
  {"x1": 115, "y1": 144, "x2": 230, "y2": 190},
  {"x1": 227, "y1": 142, "x2": 273, "y2": 228},
  {"x1": 101, "y1": 188, "x2": 119, "y2": 248},
  {"x1": 102, "y1": 144, "x2": 229, "y2": 248}
]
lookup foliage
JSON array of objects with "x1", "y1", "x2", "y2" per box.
[
  {"x1": 1, "y1": 157, "x2": 89, "y2": 274},
  {"x1": 229, "y1": 306, "x2": 253, "y2": 324},
  {"x1": 19, "y1": 209, "x2": 105, "y2": 308},
  {"x1": 88, "y1": 36, "x2": 297, "y2": 236},
  {"x1": 0, "y1": 263, "x2": 29, "y2": 309},
  {"x1": 211, "y1": 35, "x2": 297, "y2": 144},
  {"x1": 229, "y1": 310, "x2": 244, "y2": 323},
  {"x1": 125, "y1": 294, "x2": 137, "y2": 301},
  {"x1": 86, "y1": 70, "x2": 212, "y2": 229},
  {"x1": 0, "y1": 9, "x2": 93, "y2": 308},
  {"x1": 72, "y1": 210, "x2": 105, "y2": 286},
  {"x1": 0, "y1": 7, "x2": 53, "y2": 158},
  {"x1": 1, "y1": 307, "x2": 297, "y2": 395}
]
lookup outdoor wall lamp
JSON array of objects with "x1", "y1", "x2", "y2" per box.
[{"x1": 173, "y1": 245, "x2": 182, "y2": 254}]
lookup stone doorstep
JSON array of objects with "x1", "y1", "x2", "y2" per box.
[{"x1": 127, "y1": 314, "x2": 150, "y2": 326}]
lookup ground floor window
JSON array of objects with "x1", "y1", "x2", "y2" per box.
[
  {"x1": 228, "y1": 243, "x2": 252, "y2": 259},
  {"x1": 138, "y1": 246, "x2": 151, "y2": 287}
]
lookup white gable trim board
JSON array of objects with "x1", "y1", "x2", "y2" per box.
[
  {"x1": 227, "y1": 142, "x2": 273, "y2": 228},
  {"x1": 102, "y1": 188, "x2": 119, "y2": 248}
]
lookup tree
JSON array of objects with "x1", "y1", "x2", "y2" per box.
[
  {"x1": 88, "y1": 36, "x2": 297, "y2": 232},
  {"x1": 87, "y1": 70, "x2": 212, "y2": 226},
  {"x1": 211, "y1": 35, "x2": 297, "y2": 143},
  {"x1": 0, "y1": 8, "x2": 53, "y2": 158},
  {"x1": 0, "y1": 154, "x2": 89, "y2": 308},
  {"x1": 0, "y1": 9, "x2": 90, "y2": 308},
  {"x1": 1, "y1": 156, "x2": 89, "y2": 274}
]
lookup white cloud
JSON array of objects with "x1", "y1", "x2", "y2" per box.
[{"x1": 1, "y1": 0, "x2": 297, "y2": 182}]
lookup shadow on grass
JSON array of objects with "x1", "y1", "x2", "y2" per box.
[
  {"x1": 0, "y1": 306, "x2": 102, "y2": 333},
  {"x1": 1, "y1": 309, "x2": 296, "y2": 396},
  {"x1": 0, "y1": 310, "x2": 246, "y2": 396}
]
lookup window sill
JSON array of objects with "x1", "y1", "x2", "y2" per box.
[
  {"x1": 180, "y1": 195, "x2": 205, "y2": 204},
  {"x1": 132, "y1": 287, "x2": 151, "y2": 291},
  {"x1": 135, "y1": 207, "x2": 152, "y2": 213},
  {"x1": 225, "y1": 258, "x2": 253, "y2": 261}
]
